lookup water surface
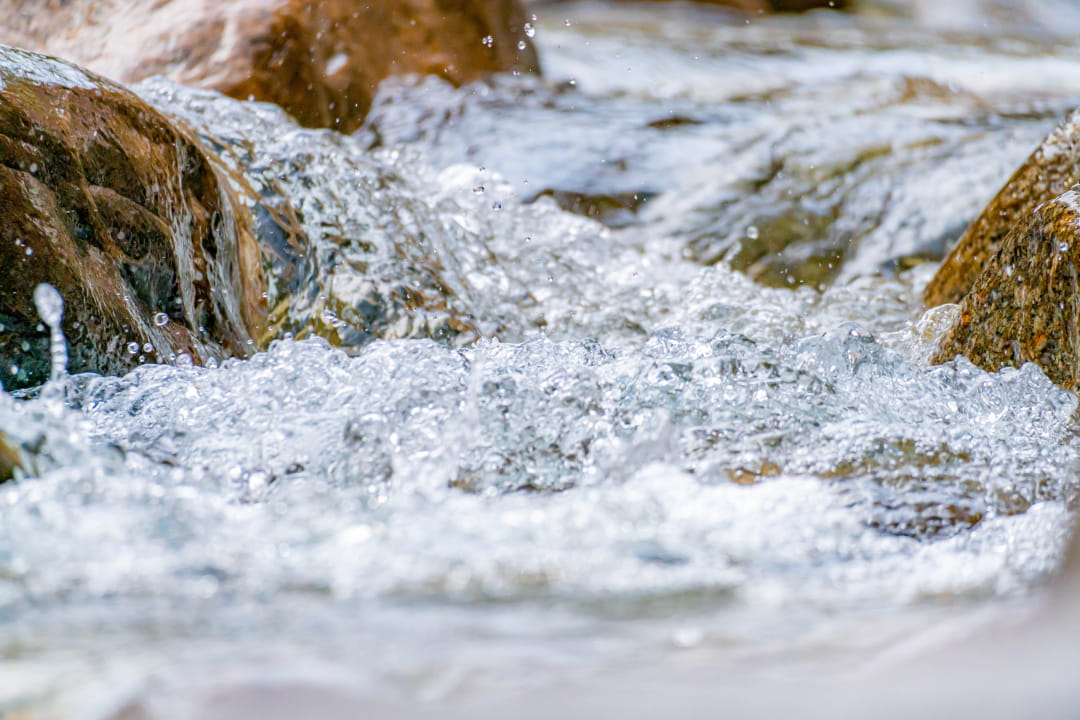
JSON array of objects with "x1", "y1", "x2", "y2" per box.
[{"x1": 3, "y1": 3, "x2": 1080, "y2": 715}]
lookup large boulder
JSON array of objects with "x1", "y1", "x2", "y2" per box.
[
  {"x1": 0, "y1": 47, "x2": 266, "y2": 391},
  {"x1": 924, "y1": 109, "x2": 1080, "y2": 308},
  {"x1": 0, "y1": 0, "x2": 541, "y2": 133},
  {"x1": 929, "y1": 189, "x2": 1080, "y2": 390}
]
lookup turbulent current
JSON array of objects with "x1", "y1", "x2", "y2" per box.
[{"x1": 4, "y1": 3, "x2": 1080, "y2": 716}]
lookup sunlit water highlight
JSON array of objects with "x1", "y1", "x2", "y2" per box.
[{"x1": 3, "y1": 2, "x2": 1080, "y2": 714}]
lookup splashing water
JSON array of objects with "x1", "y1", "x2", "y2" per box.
[
  {"x1": 4, "y1": 3, "x2": 1080, "y2": 715},
  {"x1": 30, "y1": 283, "x2": 67, "y2": 402}
]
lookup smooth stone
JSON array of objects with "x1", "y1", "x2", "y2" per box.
[
  {"x1": 0, "y1": 46, "x2": 266, "y2": 391},
  {"x1": 0, "y1": 0, "x2": 541, "y2": 132}
]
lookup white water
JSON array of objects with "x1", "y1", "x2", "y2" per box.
[{"x1": 3, "y1": 3, "x2": 1080, "y2": 716}]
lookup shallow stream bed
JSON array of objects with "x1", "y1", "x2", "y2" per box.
[{"x1": 3, "y1": 2, "x2": 1080, "y2": 717}]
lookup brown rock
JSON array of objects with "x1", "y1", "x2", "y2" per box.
[
  {"x1": 929, "y1": 189, "x2": 1080, "y2": 389},
  {"x1": 924, "y1": 109, "x2": 1080, "y2": 308},
  {"x1": 0, "y1": 0, "x2": 541, "y2": 133},
  {"x1": 0, "y1": 47, "x2": 266, "y2": 391},
  {"x1": 0, "y1": 431, "x2": 17, "y2": 482}
]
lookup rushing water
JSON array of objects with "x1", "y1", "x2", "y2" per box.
[{"x1": 3, "y1": 2, "x2": 1080, "y2": 716}]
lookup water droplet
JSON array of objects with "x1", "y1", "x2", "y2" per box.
[
  {"x1": 154, "y1": 312, "x2": 169, "y2": 327},
  {"x1": 746, "y1": 225, "x2": 760, "y2": 240},
  {"x1": 481, "y1": 35, "x2": 494, "y2": 48},
  {"x1": 33, "y1": 285, "x2": 63, "y2": 328},
  {"x1": 518, "y1": 40, "x2": 527, "y2": 51},
  {"x1": 33, "y1": 284, "x2": 68, "y2": 387},
  {"x1": 127, "y1": 342, "x2": 140, "y2": 355},
  {"x1": 142, "y1": 343, "x2": 154, "y2": 353},
  {"x1": 673, "y1": 627, "x2": 704, "y2": 648},
  {"x1": 524, "y1": 22, "x2": 536, "y2": 38}
]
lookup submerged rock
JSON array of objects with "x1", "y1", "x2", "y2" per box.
[
  {"x1": 0, "y1": 0, "x2": 541, "y2": 133},
  {"x1": 930, "y1": 189, "x2": 1080, "y2": 390},
  {"x1": 0, "y1": 47, "x2": 266, "y2": 391},
  {"x1": 924, "y1": 110, "x2": 1080, "y2": 308}
]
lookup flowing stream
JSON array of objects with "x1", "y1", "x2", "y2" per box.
[{"x1": 3, "y1": 2, "x2": 1080, "y2": 716}]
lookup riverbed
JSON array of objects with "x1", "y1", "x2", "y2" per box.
[{"x1": 2, "y1": 2, "x2": 1080, "y2": 717}]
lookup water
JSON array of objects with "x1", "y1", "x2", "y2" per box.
[{"x1": 3, "y1": 3, "x2": 1080, "y2": 715}]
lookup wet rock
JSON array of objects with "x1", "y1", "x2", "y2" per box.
[
  {"x1": 930, "y1": 189, "x2": 1080, "y2": 390},
  {"x1": 0, "y1": 47, "x2": 266, "y2": 392},
  {"x1": 924, "y1": 109, "x2": 1080, "y2": 308},
  {"x1": 0, "y1": 0, "x2": 541, "y2": 133}
]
